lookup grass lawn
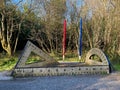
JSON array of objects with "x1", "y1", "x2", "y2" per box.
[
  {"x1": 0, "y1": 51, "x2": 120, "y2": 72},
  {"x1": 113, "y1": 64, "x2": 120, "y2": 71},
  {"x1": 0, "y1": 57, "x2": 17, "y2": 71},
  {"x1": 0, "y1": 51, "x2": 84, "y2": 71}
]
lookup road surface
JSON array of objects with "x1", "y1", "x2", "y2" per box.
[{"x1": 0, "y1": 71, "x2": 120, "y2": 90}]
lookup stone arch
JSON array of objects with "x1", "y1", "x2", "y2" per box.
[{"x1": 85, "y1": 48, "x2": 109, "y2": 65}]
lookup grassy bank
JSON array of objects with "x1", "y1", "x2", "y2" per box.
[
  {"x1": 0, "y1": 51, "x2": 120, "y2": 72},
  {"x1": 0, "y1": 51, "x2": 83, "y2": 71},
  {"x1": 0, "y1": 57, "x2": 17, "y2": 71}
]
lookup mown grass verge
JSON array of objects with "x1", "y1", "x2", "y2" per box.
[{"x1": 0, "y1": 51, "x2": 120, "y2": 72}]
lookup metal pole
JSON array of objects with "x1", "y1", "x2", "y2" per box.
[{"x1": 79, "y1": 18, "x2": 83, "y2": 60}]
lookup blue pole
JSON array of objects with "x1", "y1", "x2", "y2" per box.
[{"x1": 79, "y1": 18, "x2": 82, "y2": 60}]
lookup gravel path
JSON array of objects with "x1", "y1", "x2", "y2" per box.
[{"x1": 0, "y1": 71, "x2": 120, "y2": 90}]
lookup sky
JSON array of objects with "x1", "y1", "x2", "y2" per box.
[
  {"x1": 12, "y1": 0, "x2": 21, "y2": 4},
  {"x1": 11, "y1": 0, "x2": 26, "y2": 5},
  {"x1": 11, "y1": 0, "x2": 84, "y2": 19},
  {"x1": 12, "y1": 0, "x2": 82, "y2": 6}
]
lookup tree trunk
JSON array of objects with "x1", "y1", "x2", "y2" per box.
[
  {"x1": 13, "y1": 23, "x2": 21, "y2": 54},
  {"x1": 84, "y1": 24, "x2": 93, "y2": 48},
  {"x1": 1, "y1": 10, "x2": 12, "y2": 56},
  {"x1": 118, "y1": 36, "x2": 120, "y2": 55},
  {"x1": 1, "y1": 40, "x2": 12, "y2": 56}
]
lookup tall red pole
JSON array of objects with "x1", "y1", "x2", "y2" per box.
[{"x1": 63, "y1": 19, "x2": 66, "y2": 61}]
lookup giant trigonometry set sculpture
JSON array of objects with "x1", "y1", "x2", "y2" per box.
[
  {"x1": 12, "y1": 41, "x2": 110, "y2": 77},
  {"x1": 12, "y1": 18, "x2": 110, "y2": 77}
]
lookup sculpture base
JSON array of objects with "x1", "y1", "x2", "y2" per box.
[{"x1": 13, "y1": 65, "x2": 109, "y2": 77}]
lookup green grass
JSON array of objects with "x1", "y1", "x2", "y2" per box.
[
  {"x1": 113, "y1": 64, "x2": 120, "y2": 71},
  {"x1": 26, "y1": 56, "x2": 44, "y2": 64},
  {"x1": 0, "y1": 57, "x2": 17, "y2": 71},
  {"x1": 0, "y1": 51, "x2": 120, "y2": 72},
  {"x1": 0, "y1": 51, "x2": 83, "y2": 71},
  {"x1": 109, "y1": 53, "x2": 120, "y2": 71},
  {"x1": 50, "y1": 51, "x2": 85, "y2": 62}
]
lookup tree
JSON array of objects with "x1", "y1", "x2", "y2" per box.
[
  {"x1": 29, "y1": 0, "x2": 67, "y2": 53},
  {"x1": 67, "y1": 1, "x2": 81, "y2": 51},
  {"x1": 83, "y1": 0, "x2": 120, "y2": 55},
  {"x1": 0, "y1": 0, "x2": 36, "y2": 56},
  {"x1": 0, "y1": 1, "x2": 21, "y2": 56}
]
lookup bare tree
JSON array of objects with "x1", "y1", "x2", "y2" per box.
[
  {"x1": 0, "y1": 0, "x2": 36, "y2": 56},
  {"x1": 83, "y1": 0, "x2": 120, "y2": 55},
  {"x1": 29, "y1": 0, "x2": 67, "y2": 53}
]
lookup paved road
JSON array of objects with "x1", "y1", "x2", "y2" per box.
[{"x1": 0, "y1": 72, "x2": 120, "y2": 90}]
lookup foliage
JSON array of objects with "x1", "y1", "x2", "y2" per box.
[
  {"x1": 28, "y1": 0, "x2": 67, "y2": 53},
  {"x1": 83, "y1": 0, "x2": 120, "y2": 54}
]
